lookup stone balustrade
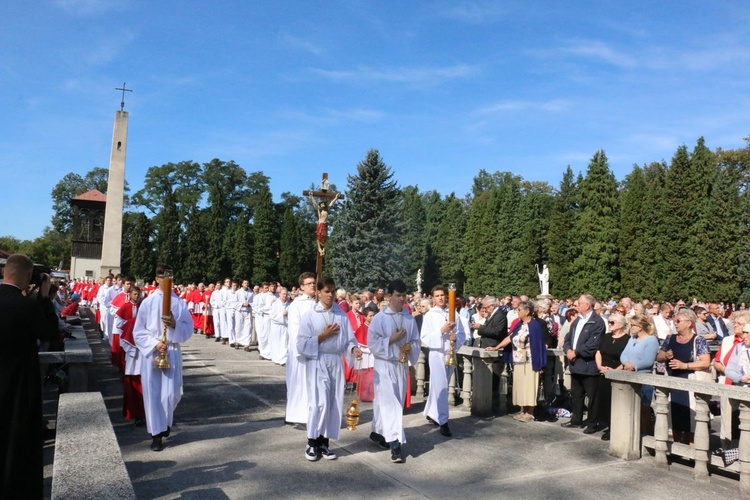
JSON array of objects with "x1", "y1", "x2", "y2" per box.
[
  {"x1": 52, "y1": 392, "x2": 135, "y2": 499},
  {"x1": 38, "y1": 322, "x2": 93, "y2": 392},
  {"x1": 605, "y1": 370, "x2": 750, "y2": 495}
]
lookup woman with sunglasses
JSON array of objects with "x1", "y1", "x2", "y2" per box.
[
  {"x1": 592, "y1": 313, "x2": 630, "y2": 438},
  {"x1": 655, "y1": 309, "x2": 711, "y2": 444}
]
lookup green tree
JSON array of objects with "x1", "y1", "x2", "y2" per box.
[
  {"x1": 570, "y1": 151, "x2": 620, "y2": 298},
  {"x1": 435, "y1": 193, "x2": 467, "y2": 292},
  {"x1": 421, "y1": 190, "x2": 444, "y2": 292},
  {"x1": 252, "y1": 184, "x2": 277, "y2": 281},
  {"x1": 399, "y1": 185, "x2": 427, "y2": 287},
  {"x1": 181, "y1": 207, "x2": 209, "y2": 283},
  {"x1": 278, "y1": 207, "x2": 300, "y2": 286},
  {"x1": 331, "y1": 149, "x2": 402, "y2": 290},
  {"x1": 515, "y1": 185, "x2": 554, "y2": 295},
  {"x1": 618, "y1": 165, "x2": 649, "y2": 298},
  {"x1": 229, "y1": 209, "x2": 254, "y2": 282},
  {"x1": 127, "y1": 212, "x2": 154, "y2": 280},
  {"x1": 546, "y1": 166, "x2": 579, "y2": 298},
  {"x1": 156, "y1": 189, "x2": 181, "y2": 270}
]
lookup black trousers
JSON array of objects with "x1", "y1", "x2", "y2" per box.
[{"x1": 570, "y1": 373, "x2": 599, "y2": 427}]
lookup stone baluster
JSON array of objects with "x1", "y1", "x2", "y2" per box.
[
  {"x1": 693, "y1": 393, "x2": 711, "y2": 482},
  {"x1": 461, "y1": 352, "x2": 473, "y2": 411},
  {"x1": 653, "y1": 387, "x2": 671, "y2": 469},
  {"x1": 448, "y1": 369, "x2": 457, "y2": 406},
  {"x1": 498, "y1": 368, "x2": 509, "y2": 416},
  {"x1": 415, "y1": 349, "x2": 426, "y2": 401},
  {"x1": 608, "y1": 381, "x2": 641, "y2": 460},
  {"x1": 738, "y1": 401, "x2": 750, "y2": 496}
]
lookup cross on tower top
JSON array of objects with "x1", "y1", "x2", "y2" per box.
[{"x1": 115, "y1": 82, "x2": 133, "y2": 111}]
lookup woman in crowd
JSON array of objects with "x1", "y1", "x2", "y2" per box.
[
  {"x1": 557, "y1": 308, "x2": 578, "y2": 349},
  {"x1": 725, "y1": 320, "x2": 750, "y2": 386},
  {"x1": 655, "y1": 309, "x2": 711, "y2": 444},
  {"x1": 713, "y1": 310, "x2": 750, "y2": 445},
  {"x1": 619, "y1": 313, "x2": 660, "y2": 436},
  {"x1": 693, "y1": 306, "x2": 711, "y2": 338},
  {"x1": 471, "y1": 303, "x2": 487, "y2": 344},
  {"x1": 487, "y1": 300, "x2": 546, "y2": 422},
  {"x1": 593, "y1": 313, "x2": 630, "y2": 439}
]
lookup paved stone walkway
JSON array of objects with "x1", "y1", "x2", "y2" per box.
[{"x1": 47, "y1": 311, "x2": 744, "y2": 499}]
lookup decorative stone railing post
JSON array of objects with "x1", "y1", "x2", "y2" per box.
[
  {"x1": 653, "y1": 387, "x2": 670, "y2": 469},
  {"x1": 608, "y1": 380, "x2": 641, "y2": 460},
  {"x1": 739, "y1": 402, "x2": 750, "y2": 496},
  {"x1": 693, "y1": 393, "x2": 711, "y2": 482},
  {"x1": 415, "y1": 349, "x2": 427, "y2": 401},
  {"x1": 460, "y1": 351, "x2": 473, "y2": 411}
]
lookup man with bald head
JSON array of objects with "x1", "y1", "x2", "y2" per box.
[{"x1": 0, "y1": 254, "x2": 60, "y2": 498}]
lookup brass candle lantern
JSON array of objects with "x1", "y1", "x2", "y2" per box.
[
  {"x1": 156, "y1": 268, "x2": 173, "y2": 370},
  {"x1": 445, "y1": 282, "x2": 458, "y2": 367}
]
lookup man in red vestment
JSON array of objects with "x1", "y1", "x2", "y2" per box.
[
  {"x1": 203, "y1": 283, "x2": 215, "y2": 338},
  {"x1": 187, "y1": 283, "x2": 206, "y2": 335},
  {"x1": 109, "y1": 276, "x2": 134, "y2": 371}
]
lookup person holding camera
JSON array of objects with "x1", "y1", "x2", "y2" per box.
[{"x1": 0, "y1": 253, "x2": 60, "y2": 498}]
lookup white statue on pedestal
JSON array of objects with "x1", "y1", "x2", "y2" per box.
[
  {"x1": 416, "y1": 269, "x2": 423, "y2": 293},
  {"x1": 536, "y1": 264, "x2": 549, "y2": 296}
]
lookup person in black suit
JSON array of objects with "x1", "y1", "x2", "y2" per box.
[
  {"x1": 474, "y1": 296, "x2": 508, "y2": 348},
  {"x1": 706, "y1": 303, "x2": 729, "y2": 340},
  {"x1": 0, "y1": 254, "x2": 60, "y2": 499},
  {"x1": 562, "y1": 294, "x2": 606, "y2": 433}
]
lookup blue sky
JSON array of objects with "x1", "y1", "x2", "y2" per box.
[{"x1": 2, "y1": 1, "x2": 750, "y2": 240}]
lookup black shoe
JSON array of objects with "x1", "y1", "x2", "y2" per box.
[
  {"x1": 601, "y1": 431, "x2": 610, "y2": 441},
  {"x1": 583, "y1": 426, "x2": 600, "y2": 435},
  {"x1": 318, "y1": 445, "x2": 337, "y2": 460},
  {"x1": 304, "y1": 445, "x2": 319, "y2": 461},
  {"x1": 390, "y1": 446, "x2": 404, "y2": 463},
  {"x1": 150, "y1": 437, "x2": 163, "y2": 452},
  {"x1": 215, "y1": 337, "x2": 222, "y2": 342},
  {"x1": 439, "y1": 424, "x2": 452, "y2": 437},
  {"x1": 426, "y1": 416, "x2": 439, "y2": 426},
  {"x1": 229, "y1": 343, "x2": 236, "y2": 348},
  {"x1": 369, "y1": 432, "x2": 389, "y2": 450},
  {"x1": 561, "y1": 422, "x2": 584, "y2": 428},
  {"x1": 134, "y1": 419, "x2": 146, "y2": 427}
]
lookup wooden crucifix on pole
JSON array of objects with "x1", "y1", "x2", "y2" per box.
[{"x1": 303, "y1": 173, "x2": 344, "y2": 280}]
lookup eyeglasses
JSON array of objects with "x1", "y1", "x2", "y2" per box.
[
  {"x1": 673, "y1": 319, "x2": 683, "y2": 324},
  {"x1": 302, "y1": 281, "x2": 315, "y2": 286},
  {"x1": 608, "y1": 321, "x2": 617, "y2": 325}
]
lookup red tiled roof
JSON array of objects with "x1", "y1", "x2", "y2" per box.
[{"x1": 72, "y1": 189, "x2": 106, "y2": 202}]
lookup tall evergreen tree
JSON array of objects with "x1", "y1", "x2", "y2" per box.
[
  {"x1": 546, "y1": 166, "x2": 579, "y2": 298},
  {"x1": 515, "y1": 186, "x2": 554, "y2": 296},
  {"x1": 156, "y1": 188, "x2": 181, "y2": 271},
  {"x1": 331, "y1": 149, "x2": 402, "y2": 290},
  {"x1": 618, "y1": 165, "x2": 649, "y2": 298},
  {"x1": 421, "y1": 190, "x2": 444, "y2": 292},
  {"x1": 252, "y1": 184, "x2": 277, "y2": 281},
  {"x1": 229, "y1": 209, "x2": 254, "y2": 281},
  {"x1": 128, "y1": 212, "x2": 154, "y2": 280},
  {"x1": 278, "y1": 207, "x2": 300, "y2": 286},
  {"x1": 182, "y1": 207, "x2": 208, "y2": 283},
  {"x1": 435, "y1": 194, "x2": 467, "y2": 293},
  {"x1": 399, "y1": 185, "x2": 427, "y2": 287},
  {"x1": 570, "y1": 151, "x2": 620, "y2": 298}
]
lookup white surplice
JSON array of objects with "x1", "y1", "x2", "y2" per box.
[
  {"x1": 297, "y1": 302, "x2": 357, "y2": 440},
  {"x1": 269, "y1": 299, "x2": 289, "y2": 365},
  {"x1": 421, "y1": 306, "x2": 466, "y2": 425},
  {"x1": 258, "y1": 292, "x2": 275, "y2": 359},
  {"x1": 285, "y1": 294, "x2": 315, "y2": 423},
  {"x1": 133, "y1": 290, "x2": 193, "y2": 436},
  {"x1": 368, "y1": 307, "x2": 421, "y2": 444}
]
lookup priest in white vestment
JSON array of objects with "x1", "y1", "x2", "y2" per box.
[
  {"x1": 133, "y1": 267, "x2": 193, "y2": 451},
  {"x1": 368, "y1": 279, "x2": 421, "y2": 463},
  {"x1": 285, "y1": 273, "x2": 317, "y2": 425},
  {"x1": 297, "y1": 277, "x2": 361, "y2": 461},
  {"x1": 421, "y1": 285, "x2": 466, "y2": 437}
]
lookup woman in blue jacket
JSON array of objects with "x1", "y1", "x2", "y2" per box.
[{"x1": 488, "y1": 300, "x2": 546, "y2": 422}]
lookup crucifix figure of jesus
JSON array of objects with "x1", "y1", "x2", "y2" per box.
[{"x1": 303, "y1": 173, "x2": 344, "y2": 279}]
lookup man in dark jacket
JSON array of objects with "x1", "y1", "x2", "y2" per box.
[
  {"x1": 562, "y1": 294, "x2": 605, "y2": 433},
  {"x1": 0, "y1": 254, "x2": 60, "y2": 499},
  {"x1": 474, "y1": 296, "x2": 508, "y2": 348}
]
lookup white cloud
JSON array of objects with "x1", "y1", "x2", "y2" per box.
[
  {"x1": 558, "y1": 39, "x2": 637, "y2": 69},
  {"x1": 436, "y1": 1, "x2": 510, "y2": 24},
  {"x1": 54, "y1": 0, "x2": 125, "y2": 16},
  {"x1": 311, "y1": 64, "x2": 478, "y2": 85},
  {"x1": 279, "y1": 32, "x2": 325, "y2": 57},
  {"x1": 474, "y1": 99, "x2": 570, "y2": 115}
]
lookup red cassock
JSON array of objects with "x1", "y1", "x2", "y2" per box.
[
  {"x1": 110, "y1": 292, "x2": 128, "y2": 369},
  {"x1": 187, "y1": 289, "x2": 205, "y2": 330},
  {"x1": 344, "y1": 310, "x2": 368, "y2": 383},
  {"x1": 202, "y1": 290, "x2": 214, "y2": 335},
  {"x1": 117, "y1": 302, "x2": 145, "y2": 420}
]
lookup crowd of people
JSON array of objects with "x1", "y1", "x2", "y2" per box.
[{"x1": 6, "y1": 261, "x2": 750, "y2": 498}]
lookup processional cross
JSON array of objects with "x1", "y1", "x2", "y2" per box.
[
  {"x1": 303, "y1": 173, "x2": 344, "y2": 279},
  {"x1": 115, "y1": 82, "x2": 133, "y2": 111}
]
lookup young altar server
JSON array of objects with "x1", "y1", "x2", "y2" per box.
[
  {"x1": 422, "y1": 284, "x2": 466, "y2": 437},
  {"x1": 368, "y1": 279, "x2": 421, "y2": 463},
  {"x1": 133, "y1": 265, "x2": 193, "y2": 451},
  {"x1": 285, "y1": 272, "x2": 317, "y2": 425},
  {"x1": 117, "y1": 286, "x2": 146, "y2": 424},
  {"x1": 297, "y1": 277, "x2": 362, "y2": 461}
]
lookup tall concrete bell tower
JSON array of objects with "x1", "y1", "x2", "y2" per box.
[{"x1": 99, "y1": 83, "x2": 131, "y2": 277}]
